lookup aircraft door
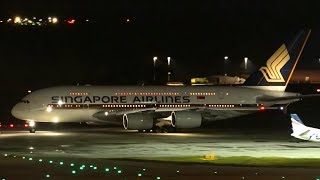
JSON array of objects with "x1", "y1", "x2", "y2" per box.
[
  {"x1": 83, "y1": 104, "x2": 89, "y2": 110},
  {"x1": 218, "y1": 91, "x2": 225, "y2": 99}
]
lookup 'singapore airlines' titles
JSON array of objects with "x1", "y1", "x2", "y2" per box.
[{"x1": 51, "y1": 95, "x2": 191, "y2": 104}]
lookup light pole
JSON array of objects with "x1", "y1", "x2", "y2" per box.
[
  {"x1": 224, "y1": 56, "x2": 228, "y2": 75},
  {"x1": 153, "y1": 56, "x2": 158, "y2": 81},
  {"x1": 244, "y1": 57, "x2": 248, "y2": 70},
  {"x1": 167, "y1": 57, "x2": 171, "y2": 82}
]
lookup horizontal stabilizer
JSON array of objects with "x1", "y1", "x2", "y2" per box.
[{"x1": 256, "y1": 94, "x2": 320, "y2": 104}]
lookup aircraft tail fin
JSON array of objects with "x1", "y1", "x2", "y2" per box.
[
  {"x1": 243, "y1": 30, "x2": 311, "y2": 91},
  {"x1": 290, "y1": 114, "x2": 309, "y2": 137},
  {"x1": 291, "y1": 114, "x2": 304, "y2": 126}
]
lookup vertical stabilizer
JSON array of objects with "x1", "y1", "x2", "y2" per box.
[
  {"x1": 290, "y1": 114, "x2": 308, "y2": 137},
  {"x1": 243, "y1": 30, "x2": 311, "y2": 91}
]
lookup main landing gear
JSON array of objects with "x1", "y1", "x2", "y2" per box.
[
  {"x1": 138, "y1": 126, "x2": 176, "y2": 133},
  {"x1": 153, "y1": 125, "x2": 176, "y2": 133}
]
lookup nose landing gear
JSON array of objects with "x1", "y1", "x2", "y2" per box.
[{"x1": 28, "y1": 121, "x2": 36, "y2": 133}]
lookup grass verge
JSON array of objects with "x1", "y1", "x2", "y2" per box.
[{"x1": 127, "y1": 156, "x2": 320, "y2": 167}]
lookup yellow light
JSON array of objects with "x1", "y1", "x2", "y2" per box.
[
  {"x1": 53, "y1": 117, "x2": 59, "y2": 123},
  {"x1": 58, "y1": 100, "x2": 64, "y2": 105},
  {"x1": 29, "y1": 121, "x2": 36, "y2": 127},
  {"x1": 52, "y1": 17, "x2": 58, "y2": 24},
  {"x1": 203, "y1": 154, "x2": 216, "y2": 160},
  {"x1": 46, "y1": 106, "x2": 52, "y2": 112},
  {"x1": 14, "y1": 16, "x2": 21, "y2": 24}
]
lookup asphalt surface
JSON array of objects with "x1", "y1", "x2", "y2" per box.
[{"x1": 1, "y1": 128, "x2": 320, "y2": 179}]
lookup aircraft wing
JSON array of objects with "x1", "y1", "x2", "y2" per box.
[
  {"x1": 298, "y1": 129, "x2": 310, "y2": 136},
  {"x1": 92, "y1": 108, "x2": 156, "y2": 121},
  {"x1": 92, "y1": 107, "x2": 197, "y2": 122},
  {"x1": 256, "y1": 94, "x2": 320, "y2": 105}
]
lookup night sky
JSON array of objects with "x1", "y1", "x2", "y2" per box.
[{"x1": 1, "y1": 1, "x2": 320, "y2": 119}]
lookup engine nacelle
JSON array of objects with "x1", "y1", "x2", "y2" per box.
[
  {"x1": 171, "y1": 111, "x2": 202, "y2": 128},
  {"x1": 123, "y1": 113, "x2": 153, "y2": 130}
]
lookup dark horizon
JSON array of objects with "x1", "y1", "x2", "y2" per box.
[{"x1": 2, "y1": 1, "x2": 320, "y2": 119}]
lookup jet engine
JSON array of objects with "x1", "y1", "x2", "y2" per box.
[
  {"x1": 171, "y1": 111, "x2": 202, "y2": 128},
  {"x1": 123, "y1": 113, "x2": 153, "y2": 130}
]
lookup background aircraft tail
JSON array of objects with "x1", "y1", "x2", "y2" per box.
[
  {"x1": 290, "y1": 114, "x2": 308, "y2": 136},
  {"x1": 291, "y1": 114, "x2": 305, "y2": 126},
  {"x1": 243, "y1": 30, "x2": 311, "y2": 91}
]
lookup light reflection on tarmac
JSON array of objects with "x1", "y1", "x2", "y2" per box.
[
  {"x1": 1, "y1": 128, "x2": 320, "y2": 179},
  {"x1": 0, "y1": 128, "x2": 320, "y2": 159}
]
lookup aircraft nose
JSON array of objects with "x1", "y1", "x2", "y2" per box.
[{"x1": 11, "y1": 103, "x2": 25, "y2": 119}]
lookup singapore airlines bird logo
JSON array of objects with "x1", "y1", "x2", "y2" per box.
[{"x1": 259, "y1": 44, "x2": 290, "y2": 82}]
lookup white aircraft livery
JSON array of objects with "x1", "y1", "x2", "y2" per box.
[
  {"x1": 290, "y1": 114, "x2": 320, "y2": 142},
  {"x1": 12, "y1": 30, "x2": 313, "y2": 133}
]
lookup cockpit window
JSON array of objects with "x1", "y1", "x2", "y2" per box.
[{"x1": 20, "y1": 100, "x2": 30, "y2": 103}]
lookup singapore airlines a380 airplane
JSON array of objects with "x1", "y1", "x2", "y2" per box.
[{"x1": 12, "y1": 30, "x2": 312, "y2": 133}]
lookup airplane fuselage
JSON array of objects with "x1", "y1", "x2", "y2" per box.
[
  {"x1": 12, "y1": 85, "x2": 298, "y2": 124},
  {"x1": 291, "y1": 126, "x2": 320, "y2": 142}
]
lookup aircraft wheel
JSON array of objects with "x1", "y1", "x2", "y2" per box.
[
  {"x1": 154, "y1": 127, "x2": 162, "y2": 133},
  {"x1": 162, "y1": 127, "x2": 169, "y2": 133},
  {"x1": 29, "y1": 128, "x2": 36, "y2": 133},
  {"x1": 168, "y1": 126, "x2": 176, "y2": 133},
  {"x1": 162, "y1": 125, "x2": 176, "y2": 133}
]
